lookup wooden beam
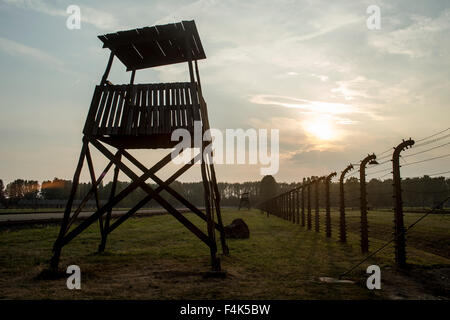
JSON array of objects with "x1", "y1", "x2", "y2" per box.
[
  {"x1": 98, "y1": 152, "x2": 121, "y2": 252},
  {"x1": 87, "y1": 138, "x2": 214, "y2": 248},
  {"x1": 58, "y1": 141, "x2": 173, "y2": 247},
  {"x1": 107, "y1": 150, "x2": 203, "y2": 233},
  {"x1": 85, "y1": 144, "x2": 103, "y2": 235},
  {"x1": 112, "y1": 148, "x2": 223, "y2": 233}
]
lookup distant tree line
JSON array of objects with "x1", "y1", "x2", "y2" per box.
[
  {"x1": 0, "y1": 175, "x2": 448, "y2": 210},
  {"x1": 276, "y1": 176, "x2": 450, "y2": 209},
  {"x1": 0, "y1": 177, "x2": 262, "y2": 209}
]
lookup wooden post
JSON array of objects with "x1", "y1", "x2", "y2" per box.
[
  {"x1": 101, "y1": 52, "x2": 114, "y2": 85},
  {"x1": 307, "y1": 178, "x2": 312, "y2": 230},
  {"x1": 314, "y1": 178, "x2": 324, "y2": 233},
  {"x1": 360, "y1": 154, "x2": 376, "y2": 253},
  {"x1": 85, "y1": 145, "x2": 103, "y2": 235},
  {"x1": 339, "y1": 164, "x2": 353, "y2": 242},
  {"x1": 98, "y1": 152, "x2": 121, "y2": 252},
  {"x1": 291, "y1": 190, "x2": 297, "y2": 223},
  {"x1": 50, "y1": 139, "x2": 88, "y2": 271},
  {"x1": 392, "y1": 139, "x2": 414, "y2": 268},
  {"x1": 325, "y1": 172, "x2": 336, "y2": 238},
  {"x1": 291, "y1": 190, "x2": 296, "y2": 223},
  {"x1": 301, "y1": 178, "x2": 306, "y2": 227}
]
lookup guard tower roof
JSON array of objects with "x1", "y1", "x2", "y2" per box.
[{"x1": 98, "y1": 20, "x2": 206, "y2": 71}]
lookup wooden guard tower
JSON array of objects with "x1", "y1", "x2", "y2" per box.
[{"x1": 50, "y1": 20, "x2": 228, "y2": 272}]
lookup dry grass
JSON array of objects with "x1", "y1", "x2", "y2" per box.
[{"x1": 0, "y1": 209, "x2": 448, "y2": 299}]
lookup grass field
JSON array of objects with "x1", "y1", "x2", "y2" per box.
[
  {"x1": 331, "y1": 209, "x2": 450, "y2": 260},
  {"x1": 0, "y1": 209, "x2": 448, "y2": 299}
]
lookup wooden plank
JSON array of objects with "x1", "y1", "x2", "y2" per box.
[
  {"x1": 165, "y1": 84, "x2": 171, "y2": 132},
  {"x1": 189, "y1": 83, "x2": 201, "y2": 121},
  {"x1": 106, "y1": 86, "x2": 120, "y2": 134},
  {"x1": 100, "y1": 86, "x2": 116, "y2": 134},
  {"x1": 180, "y1": 86, "x2": 187, "y2": 128},
  {"x1": 112, "y1": 85, "x2": 126, "y2": 135},
  {"x1": 93, "y1": 87, "x2": 110, "y2": 135},
  {"x1": 83, "y1": 86, "x2": 102, "y2": 135},
  {"x1": 159, "y1": 85, "x2": 165, "y2": 134},
  {"x1": 119, "y1": 88, "x2": 130, "y2": 135},
  {"x1": 125, "y1": 86, "x2": 137, "y2": 134},
  {"x1": 132, "y1": 87, "x2": 139, "y2": 135},
  {"x1": 133, "y1": 87, "x2": 143, "y2": 135},
  {"x1": 184, "y1": 83, "x2": 194, "y2": 131},
  {"x1": 139, "y1": 85, "x2": 148, "y2": 135},
  {"x1": 171, "y1": 85, "x2": 176, "y2": 129},
  {"x1": 150, "y1": 85, "x2": 157, "y2": 134},
  {"x1": 175, "y1": 86, "x2": 181, "y2": 127},
  {"x1": 148, "y1": 84, "x2": 153, "y2": 133},
  {"x1": 155, "y1": 85, "x2": 162, "y2": 134}
]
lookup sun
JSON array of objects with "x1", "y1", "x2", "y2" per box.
[{"x1": 303, "y1": 118, "x2": 335, "y2": 141}]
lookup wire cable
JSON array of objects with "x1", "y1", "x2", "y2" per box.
[
  {"x1": 403, "y1": 141, "x2": 450, "y2": 158},
  {"x1": 339, "y1": 196, "x2": 450, "y2": 279},
  {"x1": 376, "y1": 147, "x2": 394, "y2": 157},
  {"x1": 366, "y1": 160, "x2": 391, "y2": 171},
  {"x1": 367, "y1": 168, "x2": 391, "y2": 176},
  {"x1": 402, "y1": 153, "x2": 450, "y2": 167},
  {"x1": 415, "y1": 127, "x2": 450, "y2": 143},
  {"x1": 414, "y1": 133, "x2": 450, "y2": 148}
]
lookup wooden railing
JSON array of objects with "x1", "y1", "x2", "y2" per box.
[{"x1": 84, "y1": 82, "x2": 201, "y2": 136}]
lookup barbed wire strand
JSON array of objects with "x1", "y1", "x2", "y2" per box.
[
  {"x1": 402, "y1": 153, "x2": 450, "y2": 167},
  {"x1": 402, "y1": 141, "x2": 450, "y2": 158},
  {"x1": 415, "y1": 127, "x2": 450, "y2": 143},
  {"x1": 339, "y1": 196, "x2": 450, "y2": 279}
]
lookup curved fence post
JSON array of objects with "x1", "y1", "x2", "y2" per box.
[
  {"x1": 307, "y1": 178, "x2": 312, "y2": 230},
  {"x1": 360, "y1": 154, "x2": 377, "y2": 253},
  {"x1": 314, "y1": 177, "x2": 325, "y2": 233},
  {"x1": 339, "y1": 164, "x2": 354, "y2": 242},
  {"x1": 301, "y1": 178, "x2": 306, "y2": 227},
  {"x1": 392, "y1": 138, "x2": 415, "y2": 268},
  {"x1": 325, "y1": 172, "x2": 337, "y2": 238}
]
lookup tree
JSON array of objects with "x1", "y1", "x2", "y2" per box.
[
  {"x1": 0, "y1": 179, "x2": 5, "y2": 206},
  {"x1": 41, "y1": 178, "x2": 71, "y2": 200},
  {"x1": 5, "y1": 179, "x2": 40, "y2": 203},
  {"x1": 259, "y1": 175, "x2": 278, "y2": 202}
]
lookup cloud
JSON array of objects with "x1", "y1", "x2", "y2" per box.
[
  {"x1": 0, "y1": 36, "x2": 64, "y2": 67},
  {"x1": 289, "y1": 149, "x2": 352, "y2": 167},
  {"x1": 249, "y1": 94, "x2": 357, "y2": 115},
  {"x1": 368, "y1": 10, "x2": 450, "y2": 58},
  {"x1": 2, "y1": 0, "x2": 119, "y2": 30}
]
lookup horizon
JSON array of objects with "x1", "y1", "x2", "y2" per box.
[{"x1": 1, "y1": 0, "x2": 449, "y2": 185}]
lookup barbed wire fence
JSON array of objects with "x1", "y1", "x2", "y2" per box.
[{"x1": 257, "y1": 127, "x2": 450, "y2": 272}]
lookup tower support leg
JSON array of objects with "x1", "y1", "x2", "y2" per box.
[
  {"x1": 50, "y1": 140, "x2": 88, "y2": 271},
  {"x1": 208, "y1": 162, "x2": 229, "y2": 255},
  {"x1": 98, "y1": 153, "x2": 121, "y2": 252},
  {"x1": 201, "y1": 151, "x2": 220, "y2": 271}
]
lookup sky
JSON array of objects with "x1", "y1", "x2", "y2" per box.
[{"x1": 0, "y1": 0, "x2": 449, "y2": 185}]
